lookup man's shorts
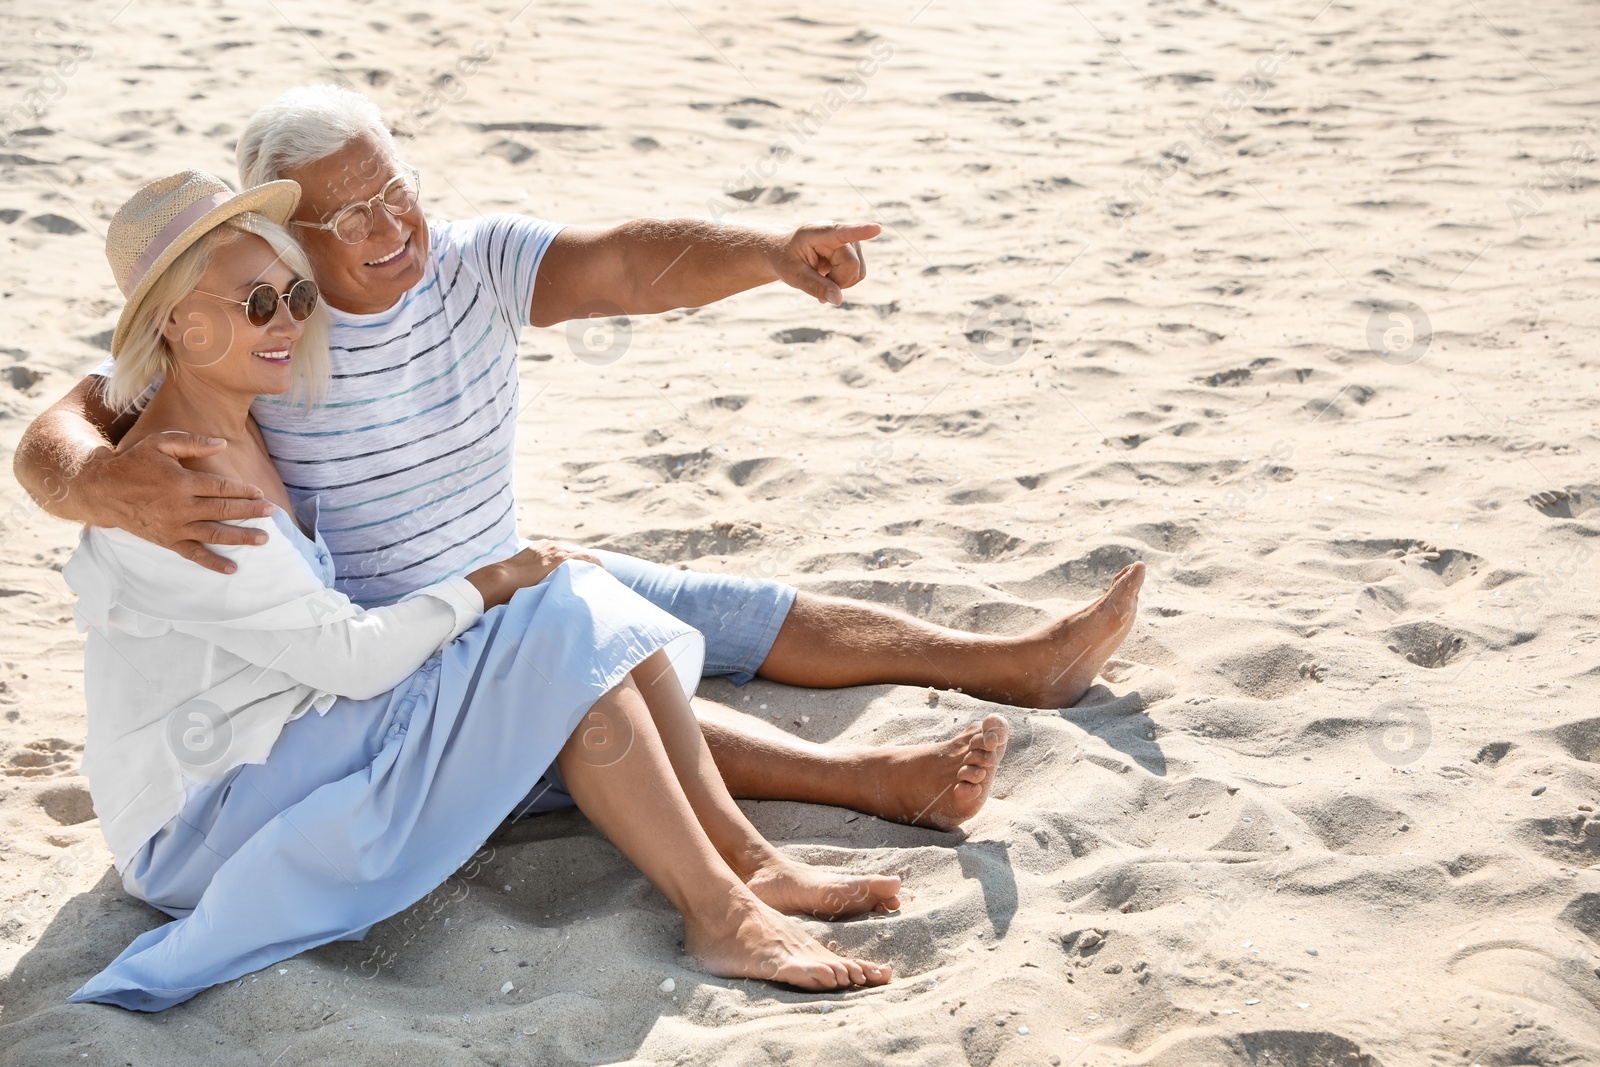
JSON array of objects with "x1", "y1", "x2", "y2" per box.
[
  {"x1": 587, "y1": 548, "x2": 797, "y2": 686},
  {"x1": 509, "y1": 547, "x2": 798, "y2": 818}
]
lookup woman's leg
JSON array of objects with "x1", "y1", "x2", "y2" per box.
[
  {"x1": 627, "y1": 650, "x2": 902, "y2": 920},
  {"x1": 556, "y1": 672, "x2": 891, "y2": 990}
]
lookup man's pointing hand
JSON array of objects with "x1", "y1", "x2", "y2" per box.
[{"x1": 770, "y1": 221, "x2": 882, "y2": 306}]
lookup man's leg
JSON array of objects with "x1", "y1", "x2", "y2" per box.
[
  {"x1": 756, "y1": 562, "x2": 1145, "y2": 708},
  {"x1": 589, "y1": 549, "x2": 1144, "y2": 707},
  {"x1": 692, "y1": 697, "x2": 1011, "y2": 830},
  {"x1": 585, "y1": 548, "x2": 1140, "y2": 823}
]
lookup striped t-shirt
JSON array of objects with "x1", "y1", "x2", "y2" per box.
[{"x1": 98, "y1": 213, "x2": 566, "y2": 606}]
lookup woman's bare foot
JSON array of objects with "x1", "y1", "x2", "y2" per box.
[
  {"x1": 1010, "y1": 561, "x2": 1144, "y2": 708},
  {"x1": 747, "y1": 858, "x2": 902, "y2": 919},
  {"x1": 684, "y1": 889, "x2": 893, "y2": 990}
]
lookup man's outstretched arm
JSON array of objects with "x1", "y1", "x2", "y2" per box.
[
  {"x1": 528, "y1": 218, "x2": 882, "y2": 328},
  {"x1": 12, "y1": 375, "x2": 273, "y2": 574}
]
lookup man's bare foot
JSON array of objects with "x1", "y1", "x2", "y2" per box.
[
  {"x1": 1008, "y1": 561, "x2": 1144, "y2": 708},
  {"x1": 854, "y1": 713, "x2": 1011, "y2": 830},
  {"x1": 684, "y1": 889, "x2": 893, "y2": 990},
  {"x1": 747, "y1": 858, "x2": 902, "y2": 919}
]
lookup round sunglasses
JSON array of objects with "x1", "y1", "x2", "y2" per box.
[
  {"x1": 192, "y1": 277, "x2": 321, "y2": 327},
  {"x1": 291, "y1": 166, "x2": 421, "y2": 245}
]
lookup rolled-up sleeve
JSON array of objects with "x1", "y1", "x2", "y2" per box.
[{"x1": 400, "y1": 575, "x2": 484, "y2": 643}]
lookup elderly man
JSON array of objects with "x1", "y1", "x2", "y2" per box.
[{"x1": 13, "y1": 85, "x2": 1143, "y2": 824}]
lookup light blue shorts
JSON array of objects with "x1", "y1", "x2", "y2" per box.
[
  {"x1": 585, "y1": 549, "x2": 796, "y2": 688},
  {"x1": 509, "y1": 548, "x2": 795, "y2": 816}
]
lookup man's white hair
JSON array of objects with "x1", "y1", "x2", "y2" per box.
[{"x1": 237, "y1": 84, "x2": 398, "y2": 188}]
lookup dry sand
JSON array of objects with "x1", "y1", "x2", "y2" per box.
[{"x1": 2, "y1": 0, "x2": 1598, "y2": 1063}]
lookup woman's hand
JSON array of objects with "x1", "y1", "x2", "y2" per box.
[
  {"x1": 465, "y1": 540, "x2": 604, "y2": 610},
  {"x1": 500, "y1": 541, "x2": 605, "y2": 588}
]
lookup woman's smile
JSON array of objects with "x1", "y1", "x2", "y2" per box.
[{"x1": 252, "y1": 345, "x2": 292, "y2": 364}]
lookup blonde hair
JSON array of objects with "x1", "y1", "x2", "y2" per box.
[{"x1": 107, "y1": 213, "x2": 329, "y2": 412}]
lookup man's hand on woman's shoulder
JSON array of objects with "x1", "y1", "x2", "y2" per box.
[
  {"x1": 13, "y1": 375, "x2": 273, "y2": 575},
  {"x1": 83, "y1": 432, "x2": 274, "y2": 575}
]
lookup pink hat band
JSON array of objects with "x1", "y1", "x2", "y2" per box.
[{"x1": 120, "y1": 190, "x2": 234, "y2": 298}]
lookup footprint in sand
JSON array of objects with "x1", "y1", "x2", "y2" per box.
[
  {"x1": 4, "y1": 365, "x2": 43, "y2": 392},
  {"x1": 878, "y1": 342, "x2": 924, "y2": 372},
  {"x1": 3, "y1": 737, "x2": 81, "y2": 778},
  {"x1": 25, "y1": 213, "x2": 84, "y2": 235},
  {"x1": 1157, "y1": 322, "x2": 1224, "y2": 345},
  {"x1": 487, "y1": 139, "x2": 536, "y2": 165},
  {"x1": 1528, "y1": 487, "x2": 1592, "y2": 519},
  {"x1": 37, "y1": 781, "x2": 95, "y2": 826},
  {"x1": 1386, "y1": 621, "x2": 1468, "y2": 669},
  {"x1": 725, "y1": 456, "x2": 783, "y2": 487},
  {"x1": 635, "y1": 449, "x2": 716, "y2": 483},
  {"x1": 940, "y1": 91, "x2": 1019, "y2": 104},
  {"x1": 771, "y1": 327, "x2": 831, "y2": 345}
]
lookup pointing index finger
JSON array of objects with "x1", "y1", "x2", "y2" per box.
[{"x1": 814, "y1": 222, "x2": 882, "y2": 248}]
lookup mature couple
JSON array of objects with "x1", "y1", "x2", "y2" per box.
[{"x1": 14, "y1": 84, "x2": 1144, "y2": 1010}]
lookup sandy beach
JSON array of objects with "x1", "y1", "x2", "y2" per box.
[{"x1": 2, "y1": 0, "x2": 1598, "y2": 1062}]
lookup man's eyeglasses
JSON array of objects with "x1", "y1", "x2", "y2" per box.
[{"x1": 292, "y1": 165, "x2": 421, "y2": 245}]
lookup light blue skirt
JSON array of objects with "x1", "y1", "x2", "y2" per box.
[{"x1": 66, "y1": 561, "x2": 703, "y2": 1012}]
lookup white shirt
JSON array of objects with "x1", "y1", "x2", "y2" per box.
[{"x1": 62, "y1": 502, "x2": 483, "y2": 872}]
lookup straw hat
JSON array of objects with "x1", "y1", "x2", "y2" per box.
[{"x1": 105, "y1": 170, "x2": 301, "y2": 357}]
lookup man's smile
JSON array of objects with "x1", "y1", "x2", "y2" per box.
[{"x1": 364, "y1": 237, "x2": 410, "y2": 268}]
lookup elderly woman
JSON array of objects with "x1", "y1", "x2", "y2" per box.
[{"x1": 63, "y1": 171, "x2": 905, "y2": 1011}]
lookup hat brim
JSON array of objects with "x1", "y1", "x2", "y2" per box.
[{"x1": 110, "y1": 180, "x2": 302, "y2": 359}]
